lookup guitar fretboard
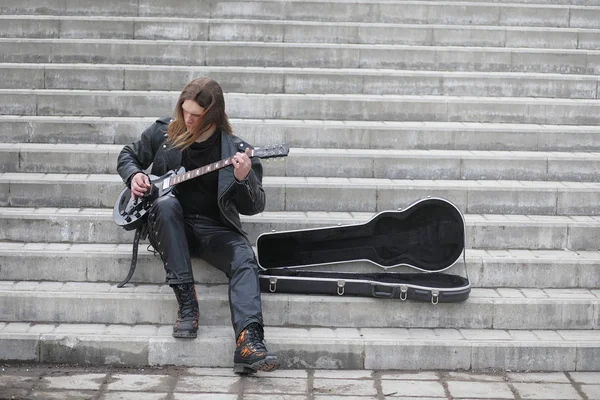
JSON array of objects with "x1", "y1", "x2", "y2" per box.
[{"x1": 167, "y1": 149, "x2": 255, "y2": 187}]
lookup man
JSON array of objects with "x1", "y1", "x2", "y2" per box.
[{"x1": 117, "y1": 77, "x2": 279, "y2": 374}]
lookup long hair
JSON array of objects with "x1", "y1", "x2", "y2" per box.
[{"x1": 167, "y1": 77, "x2": 233, "y2": 149}]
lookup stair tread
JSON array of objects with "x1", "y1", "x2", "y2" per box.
[
  {"x1": 3, "y1": 143, "x2": 600, "y2": 160},
  {"x1": 3, "y1": 37, "x2": 600, "y2": 53},
  {"x1": 2, "y1": 241, "x2": 598, "y2": 259},
  {"x1": 6, "y1": 87, "x2": 600, "y2": 101},
  {"x1": 2, "y1": 172, "x2": 600, "y2": 189},
  {"x1": 3, "y1": 115, "x2": 599, "y2": 131},
  {"x1": 2, "y1": 322, "x2": 598, "y2": 342},
  {"x1": 4, "y1": 62, "x2": 600, "y2": 79},
  {"x1": 1, "y1": 280, "x2": 598, "y2": 300},
  {"x1": 1, "y1": 206, "x2": 598, "y2": 222},
  {"x1": 4, "y1": 14, "x2": 599, "y2": 27}
]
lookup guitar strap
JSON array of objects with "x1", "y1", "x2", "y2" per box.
[{"x1": 117, "y1": 223, "x2": 149, "y2": 288}]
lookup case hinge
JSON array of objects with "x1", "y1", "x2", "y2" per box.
[{"x1": 269, "y1": 277, "x2": 277, "y2": 293}]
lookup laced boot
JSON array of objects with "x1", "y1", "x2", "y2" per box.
[
  {"x1": 233, "y1": 322, "x2": 280, "y2": 374},
  {"x1": 170, "y1": 283, "x2": 199, "y2": 338}
]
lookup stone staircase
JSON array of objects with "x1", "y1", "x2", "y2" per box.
[{"x1": 1, "y1": 0, "x2": 599, "y2": 371}]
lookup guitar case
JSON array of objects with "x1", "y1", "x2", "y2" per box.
[{"x1": 256, "y1": 197, "x2": 470, "y2": 303}]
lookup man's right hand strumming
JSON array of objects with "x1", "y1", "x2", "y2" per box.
[{"x1": 130, "y1": 172, "x2": 151, "y2": 199}]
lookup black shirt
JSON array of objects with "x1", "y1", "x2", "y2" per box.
[{"x1": 175, "y1": 130, "x2": 222, "y2": 221}]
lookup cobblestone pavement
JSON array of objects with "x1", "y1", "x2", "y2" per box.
[{"x1": 1, "y1": 364, "x2": 599, "y2": 400}]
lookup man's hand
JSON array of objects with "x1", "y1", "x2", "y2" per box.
[
  {"x1": 130, "y1": 172, "x2": 151, "y2": 199},
  {"x1": 233, "y1": 148, "x2": 252, "y2": 181}
]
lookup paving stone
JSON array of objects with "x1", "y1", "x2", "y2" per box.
[
  {"x1": 106, "y1": 374, "x2": 172, "y2": 391},
  {"x1": 0, "y1": 388, "x2": 31, "y2": 399},
  {"x1": 175, "y1": 376, "x2": 241, "y2": 393},
  {"x1": 39, "y1": 373, "x2": 107, "y2": 390},
  {"x1": 173, "y1": 395, "x2": 237, "y2": 400},
  {"x1": 380, "y1": 371, "x2": 439, "y2": 380},
  {"x1": 252, "y1": 370, "x2": 308, "y2": 379},
  {"x1": 447, "y1": 372, "x2": 505, "y2": 382},
  {"x1": 507, "y1": 372, "x2": 570, "y2": 383},
  {"x1": 570, "y1": 372, "x2": 600, "y2": 384},
  {"x1": 313, "y1": 397, "x2": 378, "y2": 400},
  {"x1": 447, "y1": 381, "x2": 514, "y2": 399},
  {"x1": 184, "y1": 367, "x2": 238, "y2": 377},
  {"x1": 0, "y1": 374, "x2": 39, "y2": 389},
  {"x1": 511, "y1": 383, "x2": 582, "y2": 399},
  {"x1": 580, "y1": 385, "x2": 600, "y2": 400},
  {"x1": 313, "y1": 370, "x2": 372, "y2": 379},
  {"x1": 312, "y1": 378, "x2": 377, "y2": 396},
  {"x1": 29, "y1": 391, "x2": 98, "y2": 400},
  {"x1": 100, "y1": 393, "x2": 168, "y2": 400},
  {"x1": 380, "y1": 380, "x2": 446, "y2": 397},
  {"x1": 243, "y1": 377, "x2": 308, "y2": 395}
]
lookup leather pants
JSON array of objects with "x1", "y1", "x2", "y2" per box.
[{"x1": 147, "y1": 194, "x2": 264, "y2": 337}]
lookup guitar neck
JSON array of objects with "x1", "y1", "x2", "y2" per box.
[{"x1": 167, "y1": 149, "x2": 255, "y2": 188}]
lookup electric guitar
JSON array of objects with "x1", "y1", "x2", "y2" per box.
[{"x1": 113, "y1": 143, "x2": 290, "y2": 231}]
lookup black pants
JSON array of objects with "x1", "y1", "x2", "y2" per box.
[{"x1": 147, "y1": 194, "x2": 263, "y2": 337}]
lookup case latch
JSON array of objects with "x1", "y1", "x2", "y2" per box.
[
  {"x1": 431, "y1": 289, "x2": 439, "y2": 305},
  {"x1": 269, "y1": 277, "x2": 277, "y2": 293},
  {"x1": 400, "y1": 285, "x2": 408, "y2": 301},
  {"x1": 337, "y1": 280, "x2": 345, "y2": 296}
]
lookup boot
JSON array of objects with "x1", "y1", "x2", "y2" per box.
[
  {"x1": 233, "y1": 322, "x2": 280, "y2": 374},
  {"x1": 170, "y1": 283, "x2": 199, "y2": 338}
]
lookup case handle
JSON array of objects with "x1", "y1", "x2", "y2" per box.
[
  {"x1": 269, "y1": 277, "x2": 277, "y2": 293},
  {"x1": 337, "y1": 280, "x2": 345, "y2": 296},
  {"x1": 400, "y1": 285, "x2": 408, "y2": 301},
  {"x1": 431, "y1": 289, "x2": 439, "y2": 305}
]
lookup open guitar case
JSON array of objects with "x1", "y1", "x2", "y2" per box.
[{"x1": 256, "y1": 197, "x2": 470, "y2": 303}]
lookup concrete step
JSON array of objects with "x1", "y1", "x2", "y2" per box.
[
  {"x1": 3, "y1": 64, "x2": 599, "y2": 99},
  {"x1": 3, "y1": 116, "x2": 600, "y2": 152},
  {"x1": 1, "y1": 173, "x2": 599, "y2": 215},
  {"x1": 1, "y1": 322, "x2": 597, "y2": 370},
  {"x1": 5, "y1": 89, "x2": 600, "y2": 125},
  {"x1": 3, "y1": 144, "x2": 600, "y2": 183},
  {"x1": 2, "y1": 0, "x2": 599, "y2": 28},
  {"x1": 1, "y1": 280, "x2": 598, "y2": 330},
  {"x1": 1, "y1": 242, "x2": 598, "y2": 289},
  {"x1": 2, "y1": 39, "x2": 598, "y2": 74},
  {"x1": 0, "y1": 208, "x2": 597, "y2": 251},
  {"x1": 414, "y1": 0, "x2": 600, "y2": 4},
  {"x1": 3, "y1": 16, "x2": 600, "y2": 50}
]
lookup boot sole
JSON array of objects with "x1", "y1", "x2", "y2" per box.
[
  {"x1": 172, "y1": 331, "x2": 197, "y2": 339},
  {"x1": 234, "y1": 356, "x2": 281, "y2": 375}
]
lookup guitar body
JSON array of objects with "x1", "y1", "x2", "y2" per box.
[{"x1": 113, "y1": 167, "x2": 184, "y2": 231}]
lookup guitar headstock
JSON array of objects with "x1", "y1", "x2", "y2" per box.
[{"x1": 252, "y1": 144, "x2": 290, "y2": 160}]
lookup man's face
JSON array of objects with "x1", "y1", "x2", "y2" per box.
[{"x1": 182, "y1": 99, "x2": 205, "y2": 130}]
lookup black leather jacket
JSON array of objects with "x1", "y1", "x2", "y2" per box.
[{"x1": 116, "y1": 117, "x2": 265, "y2": 236}]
